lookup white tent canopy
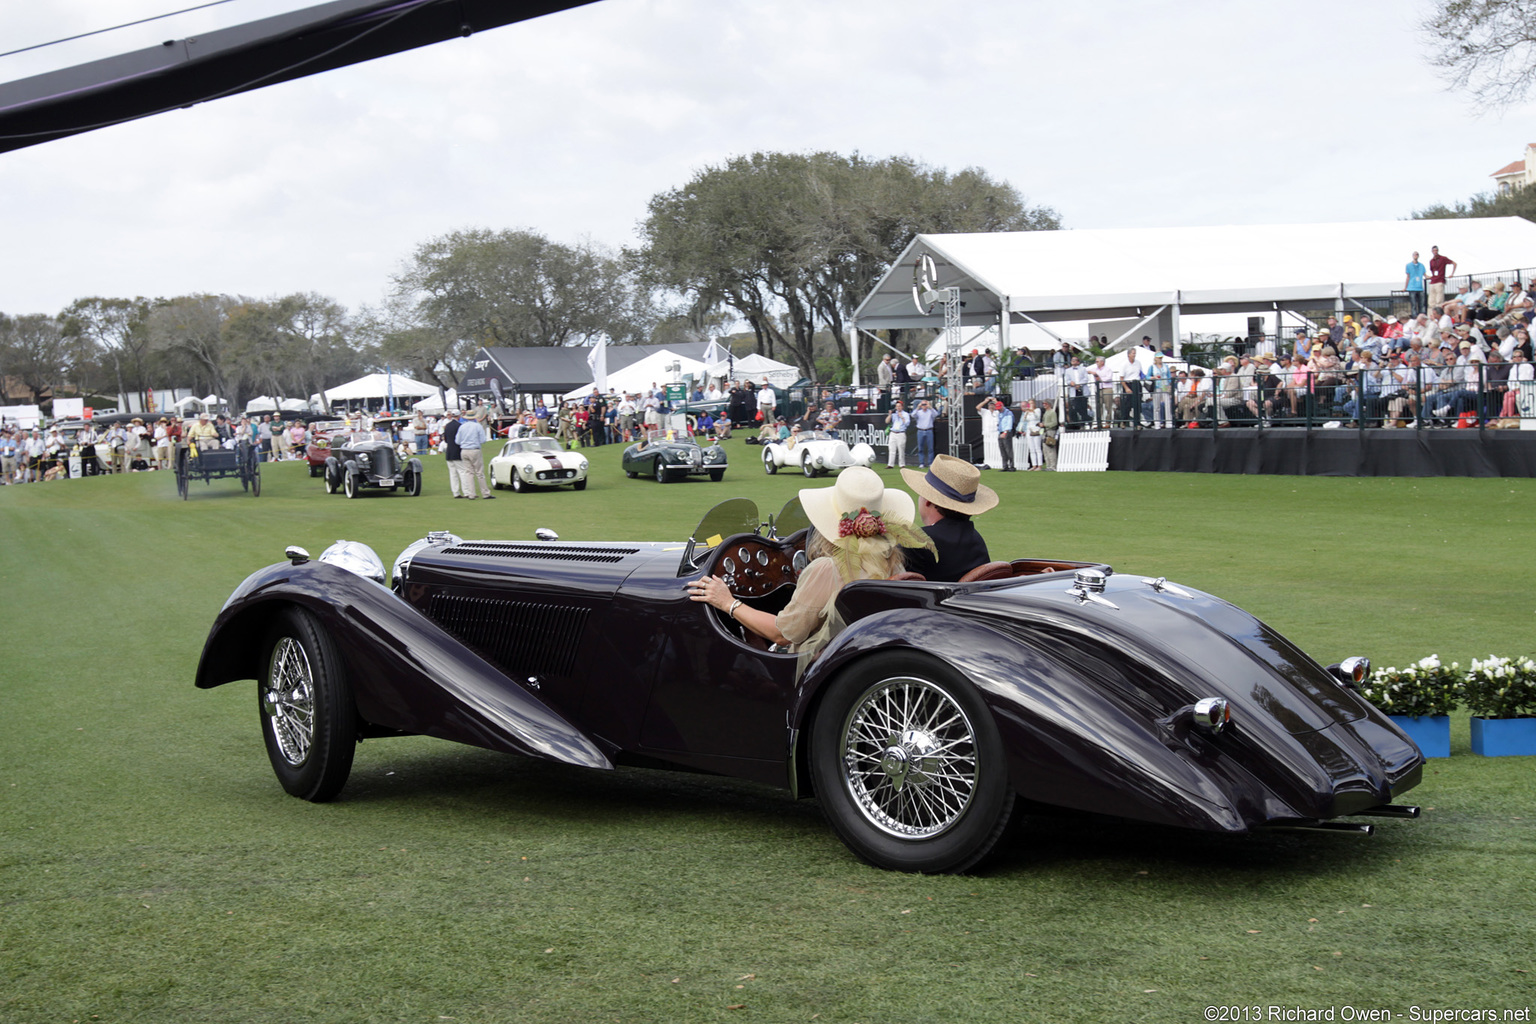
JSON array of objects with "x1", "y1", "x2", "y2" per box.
[
  {"x1": 279, "y1": 398, "x2": 312, "y2": 413},
  {"x1": 323, "y1": 372, "x2": 437, "y2": 404},
  {"x1": 412, "y1": 388, "x2": 458, "y2": 414},
  {"x1": 561, "y1": 349, "x2": 708, "y2": 401},
  {"x1": 244, "y1": 395, "x2": 278, "y2": 413},
  {"x1": 725, "y1": 352, "x2": 800, "y2": 387},
  {"x1": 854, "y1": 217, "x2": 1536, "y2": 332}
]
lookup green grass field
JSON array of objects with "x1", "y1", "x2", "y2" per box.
[{"x1": 2, "y1": 442, "x2": 1533, "y2": 1023}]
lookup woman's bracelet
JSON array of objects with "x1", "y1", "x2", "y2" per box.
[{"x1": 727, "y1": 599, "x2": 742, "y2": 620}]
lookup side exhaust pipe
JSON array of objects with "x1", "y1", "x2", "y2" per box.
[
  {"x1": 1351, "y1": 804, "x2": 1421, "y2": 819},
  {"x1": 1276, "y1": 821, "x2": 1375, "y2": 836}
]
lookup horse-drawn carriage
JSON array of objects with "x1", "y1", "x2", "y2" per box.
[{"x1": 175, "y1": 441, "x2": 260, "y2": 499}]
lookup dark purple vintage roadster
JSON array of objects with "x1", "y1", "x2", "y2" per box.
[{"x1": 195, "y1": 498, "x2": 1422, "y2": 873}]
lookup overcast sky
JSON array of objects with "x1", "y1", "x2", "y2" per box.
[{"x1": 2, "y1": 0, "x2": 1531, "y2": 321}]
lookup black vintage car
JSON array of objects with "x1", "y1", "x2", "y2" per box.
[
  {"x1": 621, "y1": 437, "x2": 727, "y2": 482},
  {"x1": 323, "y1": 432, "x2": 423, "y2": 498},
  {"x1": 195, "y1": 499, "x2": 1422, "y2": 874}
]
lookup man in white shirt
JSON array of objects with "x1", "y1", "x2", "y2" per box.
[
  {"x1": 1114, "y1": 353, "x2": 1145, "y2": 427},
  {"x1": 1089, "y1": 356, "x2": 1115, "y2": 427},
  {"x1": 756, "y1": 379, "x2": 776, "y2": 423},
  {"x1": 885, "y1": 399, "x2": 910, "y2": 468},
  {"x1": 1063, "y1": 355, "x2": 1092, "y2": 428}
]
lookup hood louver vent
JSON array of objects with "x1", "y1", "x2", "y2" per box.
[
  {"x1": 427, "y1": 594, "x2": 588, "y2": 677},
  {"x1": 449, "y1": 542, "x2": 639, "y2": 564}
]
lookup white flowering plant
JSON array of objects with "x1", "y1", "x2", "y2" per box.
[
  {"x1": 1357, "y1": 655, "x2": 1462, "y2": 718},
  {"x1": 1463, "y1": 656, "x2": 1536, "y2": 719}
]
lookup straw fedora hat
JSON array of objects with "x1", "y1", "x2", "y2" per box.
[
  {"x1": 901, "y1": 454, "x2": 999, "y2": 515},
  {"x1": 800, "y1": 466, "x2": 915, "y2": 543}
]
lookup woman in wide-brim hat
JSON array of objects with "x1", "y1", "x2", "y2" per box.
[{"x1": 688, "y1": 466, "x2": 933, "y2": 659}]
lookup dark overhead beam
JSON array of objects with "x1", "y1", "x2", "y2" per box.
[{"x1": 0, "y1": 0, "x2": 598, "y2": 155}]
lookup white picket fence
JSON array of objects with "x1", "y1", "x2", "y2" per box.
[{"x1": 1057, "y1": 429, "x2": 1110, "y2": 472}]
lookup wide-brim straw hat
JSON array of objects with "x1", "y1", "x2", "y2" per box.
[
  {"x1": 901, "y1": 454, "x2": 999, "y2": 515},
  {"x1": 800, "y1": 466, "x2": 916, "y2": 543}
]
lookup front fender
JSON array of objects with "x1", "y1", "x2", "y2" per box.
[
  {"x1": 793, "y1": 608, "x2": 1288, "y2": 833},
  {"x1": 196, "y1": 560, "x2": 611, "y2": 770}
]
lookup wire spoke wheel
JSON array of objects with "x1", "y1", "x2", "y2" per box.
[
  {"x1": 262, "y1": 637, "x2": 315, "y2": 766},
  {"x1": 840, "y1": 677, "x2": 978, "y2": 838},
  {"x1": 810, "y1": 653, "x2": 1014, "y2": 873},
  {"x1": 258, "y1": 606, "x2": 356, "y2": 802}
]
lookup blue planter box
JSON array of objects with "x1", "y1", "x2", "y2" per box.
[
  {"x1": 1389, "y1": 715, "x2": 1451, "y2": 758},
  {"x1": 1470, "y1": 717, "x2": 1536, "y2": 757}
]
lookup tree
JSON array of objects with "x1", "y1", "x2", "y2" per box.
[
  {"x1": 58, "y1": 297, "x2": 151, "y2": 407},
  {"x1": 221, "y1": 292, "x2": 362, "y2": 407},
  {"x1": 637, "y1": 152, "x2": 1059, "y2": 378},
  {"x1": 1423, "y1": 0, "x2": 1536, "y2": 106},
  {"x1": 145, "y1": 296, "x2": 236, "y2": 404},
  {"x1": 1411, "y1": 177, "x2": 1536, "y2": 224},
  {"x1": 1, "y1": 313, "x2": 69, "y2": 404},
  {"x1": 391, "y1": 228, "x2": 651, "y2": 357}
]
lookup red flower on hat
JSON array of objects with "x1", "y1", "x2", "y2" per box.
[{"x1": 838, "y1": 507, "x2": 886, "y2": 539}]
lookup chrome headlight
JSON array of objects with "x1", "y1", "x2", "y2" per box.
[
  {"x1": 319, "y1": 540, "x2": 386, "y2": 586},
  {"x1": 391, "y1": 530, "x2": 463, "y2": 587},
  {"x1": 1191, "y1": 697, "x2": 1231, "y2": 734},
  {"x1": 1335, "y1": 656, "x2": 1370, "y2": 690}
]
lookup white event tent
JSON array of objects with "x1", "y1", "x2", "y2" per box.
[
  {"x1": 561, "y1": 349, "x2": 708, "y2": 401},
  {"x1": 322, "y1": 372, "x2": 437, "y2": 405},
  {"x1": 412, "y1": 388, "x2": 458, "y2": 414},
  {"x1": 851, "y1": 218, "x2": 1536, "y2": 379},
  {"x1": 723, "y1": 352, "x2": 800, "y2": 387}
]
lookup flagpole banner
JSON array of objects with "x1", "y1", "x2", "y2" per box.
[{"x1": 586, "y1": 334, "x2": 609, "y2": 392}]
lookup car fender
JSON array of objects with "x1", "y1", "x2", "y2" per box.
[
  {"x1": 196, "y1": 560, "x2": 612, "y2": 770},
  {"x1": 406, "y1": 457, "x2": 423, "y2": 475},
  {"x1": 792, "y1": 606, "x2": 1287, "y2": 833}
]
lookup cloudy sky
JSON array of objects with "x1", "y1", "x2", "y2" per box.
[{"x1": 2, "y1": 0, "x2": 1531, "y2": 320}]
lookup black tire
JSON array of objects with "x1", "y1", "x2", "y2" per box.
[
  {"x1": 625, "y1": 470, "x2": 637, "y2": 479},
  {"x1": 251, "y1": 469, "x2": 261, "y2": 497},
  {"x1": 764, "y1": 449, "x2": 777, "y2": 475},
  {"x1": 809, "y1": 652, "x2": 1015, "y2": 874},
  {"x1": 709, "y1": 469, "x2": 724, "y2": 482},
  {"x1": 404, "y1": 469, "x2": 421, "y2": 496},
  {"x1": 343, "y1": 468, "x2": 360, "y2": 499},
  {"x1": 259, "y1": 605, "x2": 356, "y2": 802},
  {"x1": 176, "y1": 449, "x2": 189, "y2": 500},
  {"x1": 654, "y1": 458, "x2": 668, "y2": 483},
  {"x1": 572, "y1": 478, "x2": 587, "y2": 491},
  {"x1": 324, "y1": 462, "x2": 339, "y2": 494},
  {"x1": 802, "y1": 452, "x2": 816, "y2": 478},
  {"x1": 511, "y1": 473, "x2": 525, "y2": 493},
  {"x1": 309, "y1": 464, "x2": 321, "y2": 478}
]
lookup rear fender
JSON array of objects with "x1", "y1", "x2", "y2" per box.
[
  {"x1": 794, "y1": 609, "x2": 1288, "y2": 833},
  {"x1": 196, "y1": 560, "x2": 611, "y2": 770}
]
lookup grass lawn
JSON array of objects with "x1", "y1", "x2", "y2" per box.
[{"x1": 2, "y1": 441, "x2": 1533, "y2": 1023}]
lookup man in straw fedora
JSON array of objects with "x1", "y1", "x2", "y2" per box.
[
  {"x1": 899, "y1": 454, "x2": 999, "y2": 582},
  {"x1": 688, "y1": 466, "x2": 932, "y2": 661}
]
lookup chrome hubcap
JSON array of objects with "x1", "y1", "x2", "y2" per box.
[
  {"x1": 841, "y1": 677, "x2": 978, "y2": 838},
  {"x1": 263, "y1": 637, "x2": 315, "y2": 766}
]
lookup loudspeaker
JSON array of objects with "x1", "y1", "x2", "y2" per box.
[{"x1": 1247, "y1": 316, "x2": 1264, "y2": 338}]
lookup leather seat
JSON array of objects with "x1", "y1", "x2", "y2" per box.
[
  {"x1": 889, "y1": 571, "x2": 927, "y2": 582},
  {"x1": 957, "y1": 561, "x2": 1014, "y2": 583}
]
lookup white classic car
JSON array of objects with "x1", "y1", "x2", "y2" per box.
[
  {"x1": 761, "y1": 429, "x2": 876, "y2": 477},
  {"x1": 488, "y1": 436, "x2": 589, "y2": 492}
]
